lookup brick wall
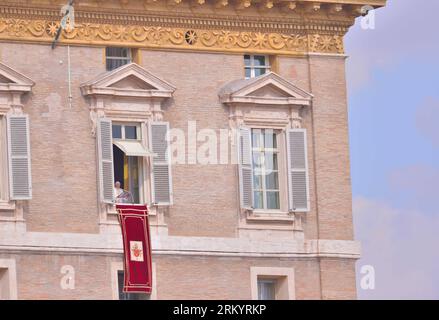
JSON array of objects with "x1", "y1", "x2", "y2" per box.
[
  {"x1": 1, "y1": 43, "x2": 104, "y2": 233},
  {"x1": 0, "y1": 44, "x2": 357, "y2": 299}
]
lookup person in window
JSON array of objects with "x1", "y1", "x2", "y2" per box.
[
  {"x1": 114, "y1": 181, "x2": 124, "y2": 203},
  {"x1": 114, "y1": 181, "x2": 134, "y2": 204}
]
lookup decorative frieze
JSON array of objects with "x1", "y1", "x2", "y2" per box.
[
  {"x1": 0, "y1": 17, "x2": 346, "y2": 54},
  {"x1": 0, "y1": 0, "x2": 384, "y2": 54}
]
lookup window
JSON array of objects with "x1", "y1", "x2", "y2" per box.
[
  {"x1": 0, "y1": 63, "x2": 34, "y2": 210},
  {"x1": 244, "y1": 55, "x2": 271, "y2": 79},
  {"x1": 112, "y1": 124, "x2": 139, "y2": 141},
  {"x1": 0, "y1": 259, "x2": 17, "y2": 300},
  {"x1": 0, "y1": 268, "x2": 10, "y2": 299},
  {"x1": 251, "y1": 267, "x2": 295, "y2": 300},
  {"x1": 111, "y1": 262, "x2": 156, "y2": 300},
  {"x1": 117, "y1": 271, "x2": 149, "y2": 300},
  {"x1": 106, "y1": 47, "x2": 132, "y2": 71},
  {"x1": 112, "y1": 123, "x2": 144, "y2": 204},
  {"x1": 252, "y1": 129, "x2": 280, "y2": 210},
  {"x1": 258, "y1": 279, "x2": 276, "y2": 300}
]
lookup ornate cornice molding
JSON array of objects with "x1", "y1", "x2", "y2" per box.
[
  {"x1": 0, "y1": 19, "x2": 345, "y2": 54},
  {"x1": 0, "y1": 1, "x2": 384, "y2": 54}
]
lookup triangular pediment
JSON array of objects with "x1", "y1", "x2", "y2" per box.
[
  {"x1": 250, "y1": 83, "x2": 293, "y2": 98},
  {"x1": 81, "y1": 63, "x2": 176, "y2": 98},
  {"x1": 110, "y1": 75, "x2": 158, "y2": 90},
  {"x1": 0, "y1": 62, "x2": 35, "y2": 92},
  {"x1": 219, "y1": 72, "x2": 312, "y2": 106},
  {"x1": 0, "y1": 74, "x2": 13, "y2": 83}
]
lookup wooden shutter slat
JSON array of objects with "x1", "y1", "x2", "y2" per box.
[
  {"x1": 7, "y1": 115, "x2": 32, "y2": 200},
  {"x1": 238, "y1": 127, "x2": 253, "y2": 210},
  {"x1": 286, "y1": 128, "x2": 310, "y2": 212},
  {"x1": 150, "y1": 122, "x2": 172, "y2": 205},
  {"x1": 97, "y1": 118, "x2": 114, "y2": 203}
]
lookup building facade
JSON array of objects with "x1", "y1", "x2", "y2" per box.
[{"x1": 0, "y1": 0, "x2": 385, "y2": 300}]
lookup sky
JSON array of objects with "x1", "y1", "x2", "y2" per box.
[{"x1": 344, "y1": 0, "x2": 439, "y2": 299}]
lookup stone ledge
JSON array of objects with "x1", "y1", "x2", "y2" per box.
[{"x1": 0, "y1": 230, "x2": 361, "y2": 259}]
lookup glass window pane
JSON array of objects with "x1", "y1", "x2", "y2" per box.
[
  {"x1": 264, "y1": 152, "x2": 278, "y2": 171},
  {"x1": 112, "y1": 125, "x2": 122, "y2": 139},
  {"x1": 245, "y1": 68, "x2": 252, "y2": 79},
  {"x1": 125, "y1": 126, "x2": 137, "y2": 140},
  {"x1": 258, "y1": 280, "x2": 276, "y2": 300},
  {"x1": 106, "y1": 47, "x2": 129, "y2": 58},
  {"x1": 265, "y1": 172, "x2": 279, "y2": 190},
  {"x1": 253, "y1": 55, "x2": 266, "y2": 66},
  {"x1": 253, "y1": 173, "x2": 263, "y2": 190},
  {"x1": 244, "y1": 55, "x2": 251, "y2": 66},
  {"x1": 106, "y1": 59, "x2": 130, "y2": 71},
  {"x1": 254, "y1": 68, "x2": 266, "y2": 77},
  {"x1": 266, "y1": 191, "x2": 280, "y2": 210},
  {"x1": 264, "y1": 130, "x2": 277, "y2": 149},
  {"x1": 252, "y1": 129, "x2": 262, "y2": 149},
  {"x1": 252, "y1": 152, "x2": 264, "y2": 170},
  {"x1": 254, "y1": 191, "x2": 264, "y2": 209}
]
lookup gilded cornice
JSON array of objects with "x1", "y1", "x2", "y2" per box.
[{"x1": 0, "y1": 1, "x2": 386, "y2": 55}]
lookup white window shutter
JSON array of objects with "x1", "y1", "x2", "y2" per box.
[
  {"x1": 149, "y1": 122, "x2": 172, "y2": 205},
  {"x1": 238, "y1": 127, "x2": 253, "y2": 210},
  {"x1": 97, "y1": 118, "x2": 114, "y2": 204},
  {"x1": 7, "y1": 114, "x2": 32, "y2": 200},
  {"x1": 286, "y1": 128, "x2": 310, "y2": 212}
]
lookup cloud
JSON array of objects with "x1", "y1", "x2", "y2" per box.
[
  {"x1": 416, "y1": 98, "x2": 439, "y2": 148},
  {"x1": 348, "y1": 1, "x2": 439, "y2": 299},
  {"x1": 354, "y1": 196, "x2": 439, "y2": 299},
  {"x1": 345, "y1": 0, "x2": 439, "y2": 91},
  {"x1": 387, "y1": 164, "x2": 439, "y2": 215}
]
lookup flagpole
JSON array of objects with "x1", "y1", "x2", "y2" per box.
[
  {"x1": 67, "y1": 45, "x2": 72, "y2": 109},
  {"x1": 52, "y1": 0, "x2": 75, "y2": 50}
]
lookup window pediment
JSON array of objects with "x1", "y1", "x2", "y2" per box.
[
  {"x1": 0, "y1": 63, "x2": 34, "y2": 94},
  {"x1": 80, "y1": 63, "x2": 176, "y2": 99},
  {"x1": 219, "y1": 72, "x2": 312, "y2": 107}
]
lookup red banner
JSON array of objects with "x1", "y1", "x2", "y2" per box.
[{"x1": 116, "y1": 204, "x2": 153, "y2": 294}]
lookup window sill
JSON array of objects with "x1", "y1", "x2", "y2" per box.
[
  {"x1": 0, "y1": 200, "x2": 25, "y2": 224},
  {"x1": 246, "y1": 210, "x2": 295, "y2": 223},
  {"x1": 106, "y1": 203, "x2": 157, "y2": 217},
  {"x1": 0, "y1": 200, "x2": 15, "y2": 212}
]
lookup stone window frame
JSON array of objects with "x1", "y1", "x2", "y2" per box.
[
  {"x1": 0, "y1": 63, "x2": 34, "y2": 225},
  {"x1": 0, "y1": 258, "x2": 18, "y2": 300},
  {"x1": 104, "y1": 47, "x2": 141, "y2": 72},
  {"x1": 110, "y1": 119, "x2": 150, "y2": 208},
  {"x1": 80, "y1": 63, "x2": 176, "y2": 232},
  {"x1": 112, "y1": 120, "x2": 147, "y2": 205},
  {"x1": 219, "y1": 71, "x2": 312, "y2": 228},
  {"x1": 250, "y1": 266, "x2": 295, "y2": 300}
]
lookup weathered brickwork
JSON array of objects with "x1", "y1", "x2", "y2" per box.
[
  {"x1": 1, "y1": 43, "x2": 103, "y2": 234},
  {"x1": 0, "y1": 43, "x2": 357, "y2": 299},
  {"x1": 308, "y1": 55, "x2": 354, "y2": 241},
  {"x1": 1, "y1": 252, "x2": 329, "y2": 300}
]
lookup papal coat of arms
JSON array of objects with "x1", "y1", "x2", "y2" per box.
[{"x1": 129, "y1": 241, "x2": 144, "y2": 262}]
